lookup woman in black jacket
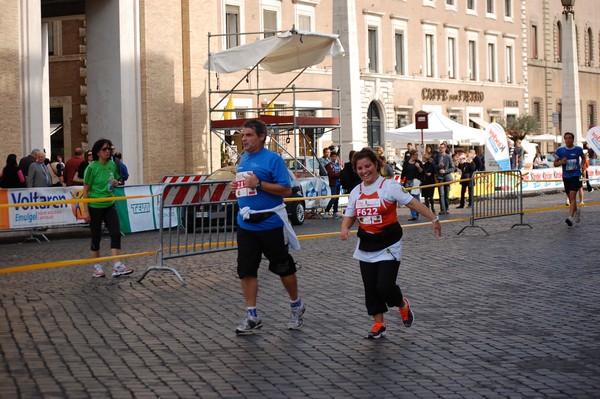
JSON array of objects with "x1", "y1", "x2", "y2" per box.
[{"x1": 1, "y1": 153, "x2": 26, "y2": 188}]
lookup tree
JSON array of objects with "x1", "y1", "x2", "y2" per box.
[{"x1": 496, "y1": 114, "x2": 540, "y2": 141}]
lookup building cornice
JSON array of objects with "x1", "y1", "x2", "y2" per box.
[{"x1": 362, "y1": 9, "x2": 385, "y2": 17}]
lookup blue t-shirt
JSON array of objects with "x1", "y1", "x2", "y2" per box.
[
  {"x1": 235, "y1": 148, "x2": 291, "y2": 231},
  {"x1": 555, "y1": 145, "x2": 584, "y2": 178}
]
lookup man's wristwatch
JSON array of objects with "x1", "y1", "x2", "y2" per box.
[{"x1": 255, "y1": 180, "x2": 262, "y2": 190}]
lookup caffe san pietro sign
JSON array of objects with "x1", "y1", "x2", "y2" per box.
[{"x1": 421, "y1": 88, "x2": 484, "y2": 103}]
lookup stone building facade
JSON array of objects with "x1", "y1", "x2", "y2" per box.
[{"x1": 1, "y1": 0, "x2": 599, "y2": 184}]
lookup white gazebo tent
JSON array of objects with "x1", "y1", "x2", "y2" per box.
[{"x1": 386, "y1": 111, "x2": 485, "y2": 145}]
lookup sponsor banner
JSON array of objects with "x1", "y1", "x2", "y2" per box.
[
  {"x1": 587, "y1": 127, "x2": 600, "y2": 156},
  {"x1": 298, "y1": 177, "x2": 331, "y2": 209},
  {"x1": 114, "y1": 185, "x2": 178, "y2": 233},
  {"x1": 484, "y1": 123, "x2": 511, "y2": 171},
  {"x1": 521, "y1": 166, "x2": 600, "y2": 192},
  {"x1": 0, "y1": 187, "x2": 86, "y2": 230}
]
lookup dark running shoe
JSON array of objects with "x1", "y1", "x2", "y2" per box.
[
  {"x1": 399, "y1": 298, "x2": 414, "y2": 327},
  {"x1": 565, "y1": 217, "x2": 574, "y2": 226},
  {"x1": 367, "y1": 322, "x2": 387, "y2": 339}
]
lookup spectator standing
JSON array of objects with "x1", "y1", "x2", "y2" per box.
[
  {"x1": 0, "y1": 154, "x2": 26, "y2": 188},
  {"x1": 228, "y1": 119, "x2": 305, "y2": 334},
  {"x1": 18, "y1": 149, "x2": 40, "y2": 179},
  {"x1": 340, "y1": 148, "x2": 441, "y2": 339},
  {"x1": 469, "y1": 149, "x2": 483, "y2": 171},
  {"x1": 340, "y1": 150, "x2": 361, "y2": 194},
  {"x1": 82, "y1": 139, "x2": 132, "y2": 278},
  {"x1": 379, "y1": 155, "x2": 394, "y2": 178},
  {"x1": 46, "y1": 157, "x2": 62, "y2": 186},
  {"x1": 27, "y1": 151, "x2": 52, "y2": 188},
  {"x1": 457, "y1": 153, "x2": 476, "y2": 208},
  {"x1": 113, "y1": 152, "x2": 129, "y2": 185},
  {"x1": 403, "y1": 143, "x2": 413, "y2": 163},
  {"x1": 421, "y1": 154, "x2": 436, "y2": 214},
  {"x1": 512, "y1": 139, "x2": 525, "y2": 170},
  {"x1": 434, "y1": 142, "x2": 455, "y2": 215},
  {"x1": 318, "y1": 147, "x2": 331, "y2": 176},
  {"x1": 324, "y1": 151, "x2": 342, "y2": 218},
  {"x1": 401, "y1": 149, "x2": 424, "y2": 221},
  {"x1": 64, "y1": 148, "x2": 84, "y2": 186},
  {"x1": 74, "y1": 150, "x2": 93, "y2": 185},
  {"x1": 554, "y1": 132, "x2": 585, "y2": 226},
  {"x1": 582, "y1": 153, "x2": 593, "y2": 193}
]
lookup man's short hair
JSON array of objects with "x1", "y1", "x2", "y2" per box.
[
  {"x1": 242, "y1": 119, "x2": 267, "y2": 136},
  {"x1": 330, "y1": 151, "x2": 338, "y2": 157},
  {"x1": 74, "y1": 148, "x2": 83, "y2": 156},
  {"x1": 564, "y1": 132, "x2": 574, "y2": 140}
]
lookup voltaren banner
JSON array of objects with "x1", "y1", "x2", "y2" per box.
[{"x1": 0, "y1": 187, "x2": 86, "y2": 230}]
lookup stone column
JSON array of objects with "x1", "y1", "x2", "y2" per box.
[
  {"x1": 561, "y1": 7, "x2": 582, "y2": 144},
  {"x1": 86, "y1": 0, "x2": 142, "y2": 183},
  {"x1": 19, "y1": 0, "x2": 48, "y2": 155},
  {"x1": 333, "y1": 0, "x2": 364, "y2": 156}
]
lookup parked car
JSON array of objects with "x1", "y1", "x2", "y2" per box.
[
  {"x1": 186, "y1": 165, "x2": 305, "y2": 231},
  {"x1": 285, "y1": 156, "x2": 326, "y2": 178},
  {"x1": 542, "y1": 153, "x2": 557, "y2": 168}
]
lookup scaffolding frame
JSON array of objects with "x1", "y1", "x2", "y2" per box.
[{"x1": 206, "y1": 29, "x2": 342, "y2": 175}]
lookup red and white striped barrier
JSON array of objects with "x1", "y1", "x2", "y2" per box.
[
  {"x1": 161, "y1": 179, "x2": 236, "y2": 207},
  {"x1": 162, "y1": 174, "x2": 207, "y2": 184}
]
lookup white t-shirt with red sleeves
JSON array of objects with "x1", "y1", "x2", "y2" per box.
[{"x1": 345, "y1": 176, "x2": 413, "y2": 263}]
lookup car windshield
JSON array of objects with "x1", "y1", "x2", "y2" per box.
[
  {"x1": 286, "y1": 157, "x2": 321, "y2": 175},
  {"x1": 207, "y1": 168, "x2": 236, "y2": 181}
]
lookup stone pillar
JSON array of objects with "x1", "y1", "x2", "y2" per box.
[
  {"x1": 333, "y1": 0, "x2": 364, "y2": 156},
  {"x1": 19, "y1": 0, "x2": 48, "y2": 155},
  {"x1": 561, "y1": 8, "x2": 582, "y2": 144},
  {"x1": 86, "y1": 0, "x2": 142, "y2": 183}
]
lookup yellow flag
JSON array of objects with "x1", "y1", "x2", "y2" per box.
[
  {"x1": 266, "y1": 101, "x2": 275, "y2": 116},
  {"x1": 224, "y1": 96, "x2": 234, "y2": 120}
]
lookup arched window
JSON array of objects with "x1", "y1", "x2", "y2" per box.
[
  {"x1": 367, "y1": 102, "x2": 382, "y2": 148},
  {"x1": 555, "y1": 21, "x2": 562, "y2": 62},
  {"x1": 586, "y1": 27, "x2": 594, "y2": 66}
]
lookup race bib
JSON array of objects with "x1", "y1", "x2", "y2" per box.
[
  {"x1": 235, "y1": 172, "x2": 257, "y2": 197},
  {"x1": 356, "y1": 198, "x2": 382, "y2": 224},
  {"x1": 565, "y1": 159, "x2": 578, "y2": 171}
]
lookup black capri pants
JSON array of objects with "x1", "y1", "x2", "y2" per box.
[
  {"x1": 89, "y1": 205, "x2": 121, "y2": 251},
  {"x1": 359, "y1": 259, "x2": 404, "y2": 316},
  {"x1": 236, "y1": 226, "x2": 297, "y2": 278}
]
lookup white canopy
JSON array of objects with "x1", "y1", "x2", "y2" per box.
[
  {"x1": 386, "y1": 111, "x2": 485, "y2": 145},
  {"x1": 528, "y1": 133, "x2": 561, "y2": 143},
  {"x1": 204, "y1": 30, "x2": 345, "y2": 74}
]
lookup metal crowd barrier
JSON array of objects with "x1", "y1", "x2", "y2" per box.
[
  {"x1": 138, "y1": 179, "x2": 238, "y2": 285},
  {"x1": 457, "y1": 170, "x2": 532, "y2": 236}
]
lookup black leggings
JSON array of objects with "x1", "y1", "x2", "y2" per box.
[
  {"x1": 89, "y1": 205, "x2": 121, "y2": 251},
  {"x1": 359, "y1": 260, "x2": 404, "y2": 316}
]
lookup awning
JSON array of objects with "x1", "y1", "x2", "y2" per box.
[
  {"x1": 50, "y1": 123, "x2": 63, "y2": 135},
  {"x1": 469, "y1": 116, "x2": 489, "y2": 128},
  {"x1": 204, "y1": 29, "x2": 345, "y2": 74}
]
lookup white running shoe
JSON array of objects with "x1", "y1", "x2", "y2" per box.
[
  {"x1": 93, "y1": 264, "x2": 105, "y2": 278},
  {"x1": 112, "y1": 264, "x2": 134, "y2": 277}
]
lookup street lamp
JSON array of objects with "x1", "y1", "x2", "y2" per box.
[{"x1": 561, "y1": 0, "x2": 575, "y2": 14}]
